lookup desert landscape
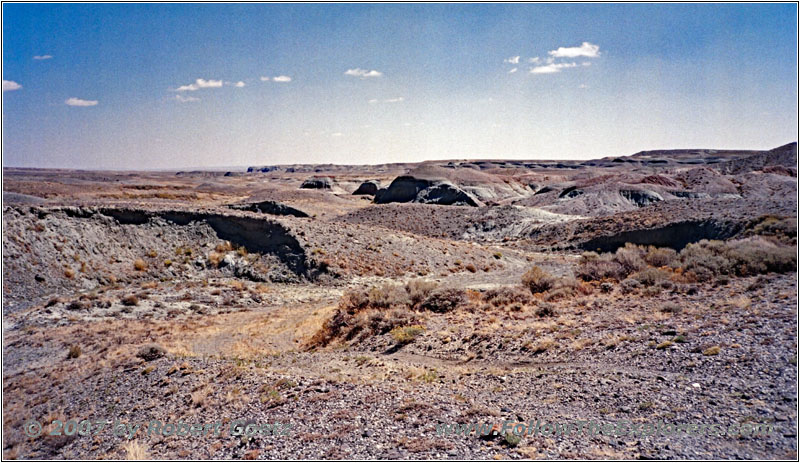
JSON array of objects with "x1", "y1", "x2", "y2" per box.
[{"x1": 2, "y1": 142, "x2": 797, "y2": 459}]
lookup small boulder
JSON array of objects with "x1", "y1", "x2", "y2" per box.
[
  {"x1": 352, "y1": 180, "x2": 381, "y2": 196},
  {"x1": 137, "y1": 344, "x2": 167, "y2": 361}
]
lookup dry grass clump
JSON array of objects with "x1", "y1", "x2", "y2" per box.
[
  {"x1": 521, "y1": 266, "x2": 556, "y2": 293},
  {"x1": 133, "y1": 259, "x2": 147, "y2": 271},
  {"x1": 121, "y1": 294, "x2": 139, "y2": 306},
  {"x1": 123, "y1": 441, "x2": 149, "y2": 460},
  {"x1": 208, "y1": 251, "x2": 224, "y2": 267},
  {"x1": 67, "y1": 345, "x2": 81, "y2": 359},
  {"x1": 215, "y1": 241, "x2": 234, "y2": 253},
  {"x1": 390, "y1": 325, "x2": 425, "y2": 344}
]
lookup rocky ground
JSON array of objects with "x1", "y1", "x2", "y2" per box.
[{"x1": 2, "y1": 143, "x2": 797, "y2": 459}]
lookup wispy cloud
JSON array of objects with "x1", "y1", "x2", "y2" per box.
[
  {"x1": 369, "y1": 97, "x2": 404, "y2": 104},
  {"x1": 504, "y1": 55, "x2": 520, "y2": 64},
  {"x1": 548, "y1": 42, "x2": 600, "y2": 58},
  {"x1": 528, "y1": 57, "x2": 541, "y2": 64},
  {"x1": 175, "y1": 94, "x2": 200, "y2": 103},
  {"x1": 530, "y1": 62, "x2": 578, "y2": 74},
  {"x1": 508, "y1": 67, "x2": 518, "y2": 74},
  {"x1": 272, "y1": 75, "x2": 292, "y2": 83},
  {"x1": 33, "y1": 55, "x2": 53, "y2": 60},
  {"x1": 233, "y1": 81, "x2": 246, "y2": 88},
  {"x1": 65, "y1": 97, "x2": 98, "y2": 106},
  {"x1": 344, "y1": 68, "x2": 383, "y2": 78},
  {"x1": 174, "y1": 78, "x2": 223, "y2": 91},
  {"x1": 331, "y1": 132, "x2": 344, "y2": 137},
  {"x1": 2, "y1": 80, "x2": 22, "y2": 92}
]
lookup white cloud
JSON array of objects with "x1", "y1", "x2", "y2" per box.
[
  {"x1": 369, "y1": 97, "x2": 404, "y2": 104},
  {"x1": 528, "y1": 57, "x2": 541, "y2": 64},
  {"x1": 273, "y1": 76, "x2": 292, "y2": 83},
  {"x1": 260, "y1": 76, "x2": 271, "y2": 82},
  {"x1": 548, "y1": 42, "x2": 600, "y2": 58},
  {"x1": 508, "y1": 67, "x2": 518, "y2": 74},
  {"x1": 504, "y1": 56, "x2": 520, "y2": 64},
  {"x1": 33, "y1": 55, "x2": 53, "y2": 60},
  {"x1": 578, "y1": 84, "x2": 589, "y2": 89},
  {"x1": 65, "y1": 97, "x2": 98, "y2": 106},
  {"x1": 3, "y1": 80, "x2": 22, "y2": 92},
  {"x1": 582, "y1": 62, "x2": 592, "y2": 67},
  {"x1": 344, "y1": 68, "x2": 383, "y2": 78},
  {"x1": 331, "y1": 132, "x2": 343, "y2": 137},
  {"x1": 233, "y1": 81, "x2": 246, "y2": 87},
  {"x1": 175, "y1": 94, "x2": 200, "y2": 103},
  {"x1": 530, "y1": 62, "x2": 578, "y2": 74},
  {"x1": 174, "y1": 78, "x2": 223, "y2": 91}
]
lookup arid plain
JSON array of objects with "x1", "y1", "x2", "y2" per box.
[{"x1": 2, "y1": 143, "x2": 797, "y2": 459}]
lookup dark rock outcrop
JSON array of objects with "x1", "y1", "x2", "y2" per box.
[
  {"x1": 374, "y1": 176, "x2": 481, "y2": 206},
  {"x1": 619, "y1": 189, "x2": 663, "y2": 207},
  {"x1": 228, "y1": 200, "x2": 309, "y2": 218},
  {"x1": 352, "y1": 180, "x2": 381, "y2": 196},
  {"x1": 300, "y1": 176, "x2": 333, "y2": 189}
]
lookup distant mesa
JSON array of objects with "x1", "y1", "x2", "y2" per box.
[
  {"x1": 247, "y1": 166, "x2": 280, "y2": 173},
  {"x1": 352, "y1": 180, "x2": 381, "y2": 196},
  {"x1": 374, "y1": 175, "x2": 482, "y2": 207},
  {"x1": 300, "y1": 176, "x2": 334, "y2": 189},
  {"x1": 228, "y1": 200, "x2": 309, "y2": 218}
]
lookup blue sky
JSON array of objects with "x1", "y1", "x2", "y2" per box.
[{"x1": 2, "y1": 3, "x2": 797, "y2": 169}]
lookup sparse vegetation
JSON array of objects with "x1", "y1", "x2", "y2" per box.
[
  {"x1": 390, "y1": 325, "x2": 425, "y2": 344},
  {"x1": 67, "y1": 345, "x2": 81, "y2": 359},
  {"x1": 133, "y1": 259, "x2": 147, "y2": 271},
  {"x1": 521, "y1": 266, "x2": 555, "y2": 294}
]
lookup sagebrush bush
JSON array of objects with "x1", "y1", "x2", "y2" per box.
[
  {"x1": 420, "y1": 288, "x2": 466, "y2": 313},
  {"x1": 575, "y1": 252, "x2": 625, "y2": 281},
  {"x1": 405, "y1": 279, "x2": 438, "y2": 306},
  {"x1": 614, "y1": 243, "x2": 647, "y2": 275},
  {"x1": 521, "y1": 266, "x2": 556, "y2": 293},
  {"x1": 630, "y1": 267, "x2": 672, "y2": 287},
  {"x1": 679, "y1": 237, "x2": 796, "y2": 281},
  {"x1": 484, "y1": 286, "x2": 532, "y2": 307},
  {"x1": 367, "y1": 283, "x2": 410, "y2": 308},
  {"x1": 644, "y1": 246, "x2": 678, "y2": 268}
]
